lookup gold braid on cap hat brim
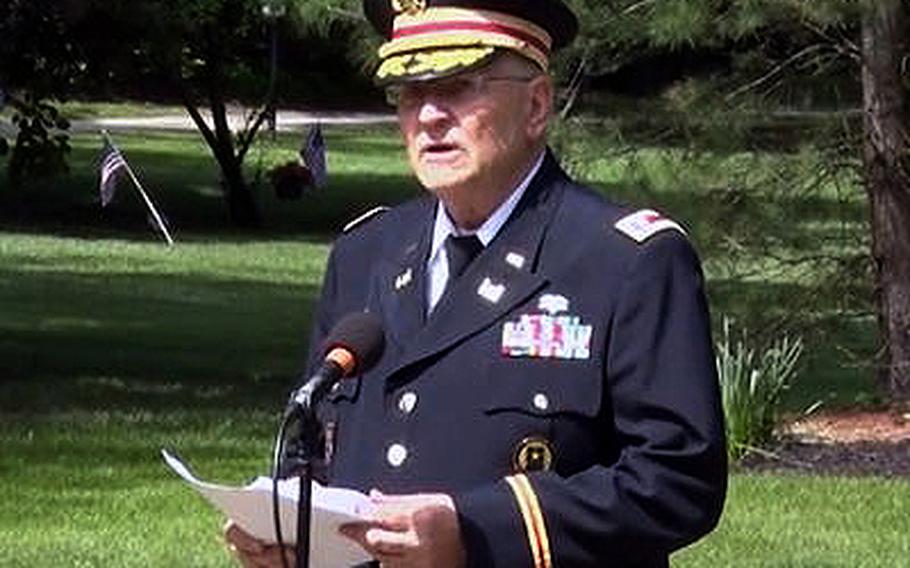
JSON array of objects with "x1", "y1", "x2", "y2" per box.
[
  {"x1": 377, "y1": 47, "x2": 496, "y2": 82},
  {"x1": 377, "y1": 7, "x2": 553, "y2": 78}
]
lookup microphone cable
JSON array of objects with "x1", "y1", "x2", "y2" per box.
[
  {"x1": 268, "y1": 310, "x2": 384, "y2": 568},
  {"x1": 271, "y1": 410, "x2": 293, "y2": 568}
]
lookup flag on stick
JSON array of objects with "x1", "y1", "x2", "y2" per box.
[
  {"x1": 99, "y1": 142, "x2": 128, "y2": 207},
  {"x1": 300, "y1": 123, "x2": 328, "y2": 187},
  {"x1": 97, "y1": 131, "x2": 175, "y2": 246}
]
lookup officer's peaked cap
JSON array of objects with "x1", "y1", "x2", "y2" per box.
[{"x1": 363, "y1": 0, "x2": 578, "y2": 84}]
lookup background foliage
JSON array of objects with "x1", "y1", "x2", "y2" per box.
[{"x1": 2, "y1": 0, "x2": 909, "y2": 564}]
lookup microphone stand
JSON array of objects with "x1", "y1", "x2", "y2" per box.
[{"x1": 278, "y1": 397, "x2": 323, "y2": 568}]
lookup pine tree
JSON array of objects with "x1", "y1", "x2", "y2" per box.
[{"x1": 567, "y1": 0, "x2": 910, "y2": 402}]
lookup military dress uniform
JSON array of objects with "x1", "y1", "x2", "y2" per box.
[
  {"x1": 305, "y1": 152, "x2": 727, "y2": 567},
  {"x1": 297, "y1": 0, "x2": 727, "y2": 565}
]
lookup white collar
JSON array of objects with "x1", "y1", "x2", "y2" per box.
[{"x1": 428, "y1": 151, "x2": 545, "y2": 262}]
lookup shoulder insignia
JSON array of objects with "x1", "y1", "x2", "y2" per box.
[
  {"x1": 343, "y1": 206, "x2": 390, "y2": 233},
  {"x1": 614, "y1": 209, "x2": 686, "y2": 244}
]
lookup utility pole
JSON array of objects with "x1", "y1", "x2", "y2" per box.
[{"x1": 262, "y1": 0, "x2": 286, "y2": 139}]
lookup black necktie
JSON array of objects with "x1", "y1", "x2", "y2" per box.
[{"x1": 445, "y1": 234, "x2": 484, "y2": 282}]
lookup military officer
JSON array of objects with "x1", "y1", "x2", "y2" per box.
[{"x1": 226, "y1": 0, "x2": 727, "y2": 566}]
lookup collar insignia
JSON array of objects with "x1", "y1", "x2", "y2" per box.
[
  {"x1": 505, "y1": 252, "x2": 526, "y2": 270},
  {"x1": 478, "y1": 277, "x2": 506, "y2": 304},
  {"x1": 395, "y1": 268, "x2": 413, "y2": 291}
]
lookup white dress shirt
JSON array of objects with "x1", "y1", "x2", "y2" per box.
[{"x1": 426, "y1": 152, "x2": 545, "y2": 313}]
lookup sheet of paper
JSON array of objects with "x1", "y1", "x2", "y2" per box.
[{"x1": 162, "y1": 449, "x2": 375, "y2": 568}]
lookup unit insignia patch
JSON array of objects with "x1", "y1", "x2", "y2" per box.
[
  {"x1": 513, "y1": 437, "x2": 554, "y2": 473},
  {"x1": 614, "y1": 209, "x2": 686, "y2": 243}
]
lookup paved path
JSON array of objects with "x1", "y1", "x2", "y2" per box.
[
  {"x1": 0, "y1": 109, "x2": 396, "y2": 137},
  {"x1": 1, "y1": 107, "x2": 858, "y2": 138}
]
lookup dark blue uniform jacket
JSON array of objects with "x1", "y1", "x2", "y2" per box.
[{"x1": 305, "y1": 151, "x2": 727, "y2": 567}]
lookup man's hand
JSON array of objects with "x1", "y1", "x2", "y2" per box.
[
  {"x1": 224, "y1": 520, "x2": 295, "y2": 568},
  {"x1": 340, "y1": 491, "x2": 467, "y2": 568}
]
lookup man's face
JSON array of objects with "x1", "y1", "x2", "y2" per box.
[{"x1": 394, "y1": 56, "x2": 548, "y2": 203}]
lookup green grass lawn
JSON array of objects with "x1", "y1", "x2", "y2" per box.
[
  {"x1": 3, "y1": 407, "x2": 907, "y2": 566},
  {"x1": 677, "y1": 475, "x2": 910, "y2": 567},
  {"x1": 1, "y1": 125, "x2": 877, "y2": 409},
  {"x1": 0, "y1": 123, "x2": 899, "y2": 566}
]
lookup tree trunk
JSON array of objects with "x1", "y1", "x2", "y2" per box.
[
  {"x1": 180, "y1": 33, "x2": 263, "y2": 230},
  {"x1": 210, "y1": 98, "x2": 261, "y2": 229},
  {"x1": 183, "y1": 96, "x2": 263, "y2": 229},
  {"x1": 861, "y1": 0, "x2": 910, "y2": 402},
  {"x1": 220, "y1": 150, "x2": 260, "y2": 229}
]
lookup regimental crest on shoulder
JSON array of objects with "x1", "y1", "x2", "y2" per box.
[
  {"x1": 614, "y1": 209, "x2": 686, "y2": 244},
  {"x1": 392, "y1": 0, "x2": 426, "y2": 16}
]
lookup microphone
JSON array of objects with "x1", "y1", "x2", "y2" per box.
[{"x1": 288, "y1": 311, "x2": 385, "y2": 412}]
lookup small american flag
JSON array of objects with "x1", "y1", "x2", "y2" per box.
[
  {"x1": 300, "y1": 124, "x2": 328, "y2": 187},
  {"x1": 99, "y1": 141, "x2": 128, "y2": 207}
]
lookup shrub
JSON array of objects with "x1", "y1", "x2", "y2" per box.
[
  {"x1": 716, "y1": 317, "x2": 804, "y2": 461},
  {"x1": 5, "y1": 95, "x2": 71, "y2": 188}
]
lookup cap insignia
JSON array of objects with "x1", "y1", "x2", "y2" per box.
[{"x1": 392, "y1": 0, "x2": 426, "y2": 16}]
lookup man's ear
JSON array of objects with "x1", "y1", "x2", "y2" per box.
[{"x1": 526, "y1": 76, "x2": 553, "y2": 140}]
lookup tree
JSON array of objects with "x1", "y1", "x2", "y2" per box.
[
  {"x1": 860, "y1": 0, "x2": 910, "y2": 402},
  {"x1": 122, "y1": 0, "x2": 370, "y2": 228},
  {"x1": 0, "y1": 0, "x2": 80, "y2": 188},
  {"x1": 3, "y1": 0, "x2": 374, "y2": 226},
  {"x1": 567, "y1": 0, "x2": 910, "y2": 402},
  {"x1": 9, "y1": 0, "x2": 368, "y2": 227},
  {"x1": 88, "y1": 0, "x2": 296, "y2": 228},
  {"x1": 164, "y1": 0, "x2": 276, "y2": 228}
]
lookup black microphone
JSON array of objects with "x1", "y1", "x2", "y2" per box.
[{"x1": 288, "y1": 311, "x2": 385, "y2": 412}]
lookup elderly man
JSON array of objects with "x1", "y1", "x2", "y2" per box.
[{"x1": 227, "y1": 0, "x2": 727, "y2": 566}]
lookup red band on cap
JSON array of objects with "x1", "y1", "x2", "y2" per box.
[{"x1": 393, "y1": 21, "x2": 550, "y2": 55}]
